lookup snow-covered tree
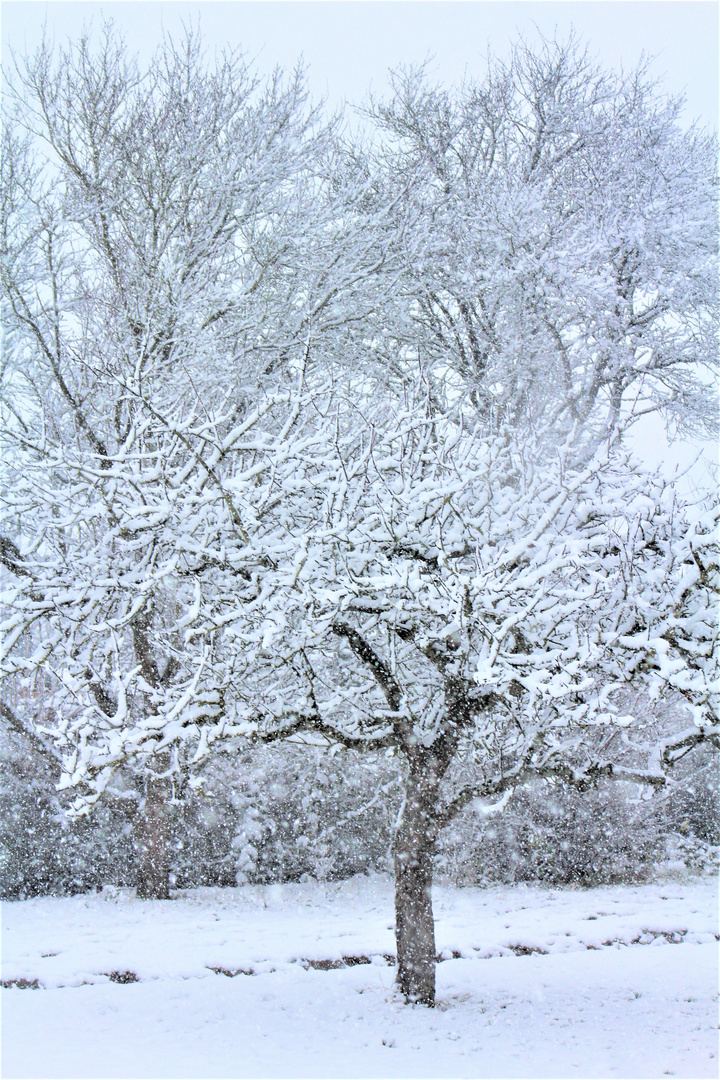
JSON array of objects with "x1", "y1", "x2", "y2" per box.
[
  {"x1": 0, "y1": 25, "x2": 387, "y2": 896},
  {"x1": 2, "y1": 26, "x2": 717, "y2": 1007},
  {"x1": 363, "y1": 34, "x2": 718, "y2": 446},
  {"x1": 141, "y1": 389, "x2": 717, "y2": 1003}
]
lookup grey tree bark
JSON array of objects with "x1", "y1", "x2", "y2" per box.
[
  {"x1": 393, "y1": 758, "x2": 445, "y2": 1005},
  {"x1": 135, "y1": 753, "x2": 173, "y2": 901},
  {"x1": 394, "y1": 800, "x2": 436, "y2": 1001}
]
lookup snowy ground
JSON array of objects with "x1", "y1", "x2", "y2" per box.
[{"x1": 2, "y1": 875, "x2": 718, "y2": 1079}]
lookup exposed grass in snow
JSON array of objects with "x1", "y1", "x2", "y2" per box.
[{"x1": 2, "y1": 875, "x2": 718, "y2": 1078}]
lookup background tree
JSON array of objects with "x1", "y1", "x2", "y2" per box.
[
  {"x1": 362, "y1": 34, "x2": 718, "y2": 447},
  {"x1": 0, "y1": 24, "x2": 362, "y2": 896},
  {"x1": 1, "y1": 24, "x2": 401, "y2": 895}
]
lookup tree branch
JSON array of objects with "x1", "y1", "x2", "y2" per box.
[
  {"x1": 83, "y1": 671, "x2": 118, "y2": 718},
  {"x1": 0, "y1": 699, "x2": 62, "y2": 763},
  {"x1": 331, "y1": 620, "x2": 404, "y2": 713},
  {"x1": 0, "y1": 536, "x2": 35, "y2": 579},
  {"x1": 436, "y1": 757, "x2": 669, "y2": 831},
  {"x1": 248, "y1": 707, "x2": 396, "y2": 752}
]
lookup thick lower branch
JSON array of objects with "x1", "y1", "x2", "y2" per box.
[
  {"x1": 331, "y1": 621, "x2": 404, "y2": 712},
  {"x1": 436, "y1": 757, "x2": 669, "y2": 830},
  {"x1": 657, "y1": 726, "x2": 720, "y2": 767},
  {"x1": 249, "y1": 707, "x2": 396, "y2": 752}
]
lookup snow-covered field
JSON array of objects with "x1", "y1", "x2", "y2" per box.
[{"x1": 2, "y1": 875, "x2": 718, "y2": 1079}]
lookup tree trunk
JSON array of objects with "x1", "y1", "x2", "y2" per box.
[
  {"x1": 393, "y1": 764, "x2": 439, "y2": 1005},
  {"x1": 135, "y1": 754, "x2": 172, "y2": 900}
]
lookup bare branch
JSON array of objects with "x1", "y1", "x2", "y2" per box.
[
  {"x1": 248, "y1": 706, "x2": 396, "y2": 752},
  {"x1": 0, "y1": 699, "x2": 62, "y2": 763},
  {"x1": 331, "y1": 620, "x2": 404, "y2": 713}
]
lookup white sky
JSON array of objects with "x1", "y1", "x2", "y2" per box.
[
  {"x1": 2, "y1": 1, "x2": 718, "y2": 130},
  {"x1": 2, "y1": 0, "x2": 718, "y2": 488}
]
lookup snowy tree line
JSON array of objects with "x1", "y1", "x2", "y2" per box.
[{"x1": 1, "y1": 26, "x2": 718, "y2": 1005}]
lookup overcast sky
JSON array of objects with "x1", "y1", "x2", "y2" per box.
[{"x1": 2, "y1": 2, "x2": 718, "y2": 131}]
